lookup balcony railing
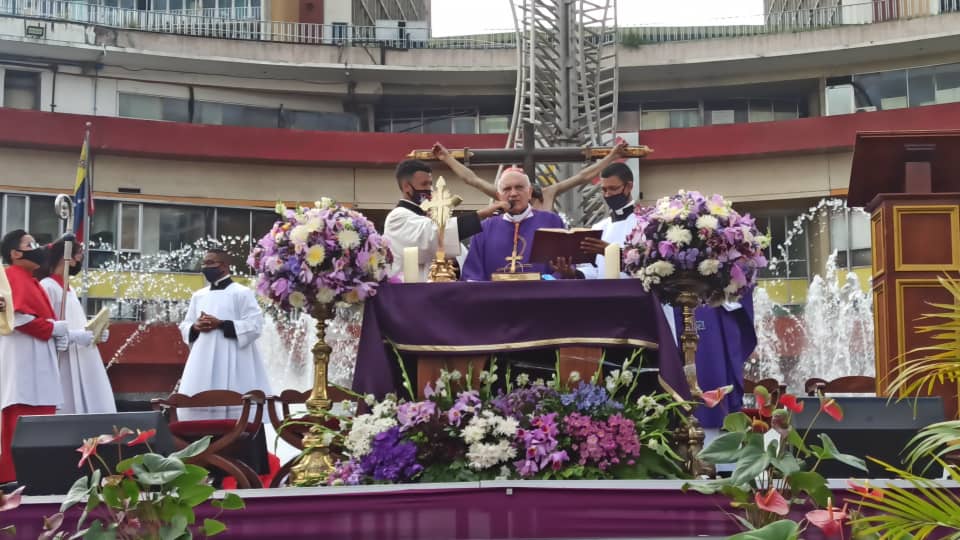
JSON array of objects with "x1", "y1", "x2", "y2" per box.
[{"x1": 1, "y1": 0, "x2": 958, "y2": 49}]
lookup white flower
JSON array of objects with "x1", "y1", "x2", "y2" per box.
[
  {"x1": 647, "y1": 260, "x2": 675, "y2": 278},
  {"x1": 698, "y1": 259, "x2": 721, "y2": 276},
  {"x1": 462, "y1": 419, "x2": 487, "y2": 445},
  {"x1": 495, "y1": 465, "x2": 512, "y2": 481},
  {"x1": 757, "y1": 233, "x2": 771, "y2": 249},
  {"x1": 695, "y1": 215, "x2": 719, "y2": 231},
  {"x1": 619, "y1": 370, "x2": 634, "y2": 384},
  {"x1": 338, "y1": 229, "x2": 361, "y2": 250},
  {"x1": 665, "y1": 225, "x2": 693, "y2": 246},
  {"x1": 344, "y1": 413, "x2": 397, "y2": 458},
  {"x1": 466, "y1": 440, "x2": 516, "y2": 470},
  {"x1": 707, "y1": 199, "x2": 731, "y2": 217},
  {"x1": 315, "y1": 288, "x2": 336, "y2": 305},
  {"x1": 288, "y1": 291, "x2": 306, "y2": 309},
  {"x1": 450, "y1": 370, "x2": 462, "y2": 381},
  {"x1": 741, "y1": 226, "x2": 755, "y2": 244},
  {"x1": 568, "y1": 371, "x2": 581, "y2": 383},
  {"x1": 479, "y1": 370, "x2": 490, "y2": 383},
  {"x1": 321, "y1": 431, "x2": 335, "y2": 446},
  {"x1": 363, "y1": 394, "x2": 376, "y2": 406},
  {"x1": 372, "y1": 399, "x2": 396, "y2": 418},
  {"x1": 494, "y1": 417, "x2": 519, "y2": 437},
  {"x1": 290, "y1": 225, "x2": 310, "y2": 245},
  {"x1": 515, "y1": 373, "x2": 530, "y2": 387}
]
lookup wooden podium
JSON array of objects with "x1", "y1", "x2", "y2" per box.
[{"x1": 848, "y1": 130, "x2": 960, "y2": 419}]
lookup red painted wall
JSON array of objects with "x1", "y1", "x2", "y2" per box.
[{"x1": 298, "y1": 0, "x2": 324, "y2": 25}]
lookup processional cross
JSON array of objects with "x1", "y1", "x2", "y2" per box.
[{"x1": 420, "y1": 176, "x2": 462, "y2": 282}]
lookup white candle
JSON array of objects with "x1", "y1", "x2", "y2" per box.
[
  {"x1": 603, "y1": 243, "x2": 621, "y2": 279},
  {"x1": 402, "y1": 246, "x2": 420, "y2": 283}
]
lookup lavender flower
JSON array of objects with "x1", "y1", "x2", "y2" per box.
[
  {"x1": 559, "y1": 383, "x2": 622, "y2": 413},
  {"x1": 359, "y1": 427, "x2": 423, "y2": 483}
]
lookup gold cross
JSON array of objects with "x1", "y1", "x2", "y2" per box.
[
  {"x1": 420, "y1": 176, "x2": 461, "y2": 234},
  {"x1": 504, "y1": 251, "x2": 523, "y2": 272}
]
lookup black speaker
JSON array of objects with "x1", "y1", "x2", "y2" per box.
[
  {"x1": 12, "y1": 412, "x2": 173, "y2": 495},
  {"x1": 792, "y1": 397, "x2": 945, "y2": 479}
]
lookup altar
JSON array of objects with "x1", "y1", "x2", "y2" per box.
[{"x1": 352, "y1": 279, "x2": 688, "y2": 400}]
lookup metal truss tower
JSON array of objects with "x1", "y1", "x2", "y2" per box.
[{"x1": 509, "y1": 0, "x2": 619, "y2": 226}]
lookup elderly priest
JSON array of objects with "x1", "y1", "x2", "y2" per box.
[{"x1": 461, "y1": 168, "x2": 566, "y2": 281}]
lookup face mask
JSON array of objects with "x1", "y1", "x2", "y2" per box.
[
  {"x1": 202, "y1": 267, "x2": 224, "y2": 284},
  {"x1": 409, "y1": 189, "x2": 432, "y2": 204},
  {"x1": 604, "y1": 192, "x2": 630, "y2": 211},
  {"x1": 17, "y1": 248, "x2": 46, "y2": 266},
  {"x1": 69, "y1": 264, "x2": 82, "y2": 276}
]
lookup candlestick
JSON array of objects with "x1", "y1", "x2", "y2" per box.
[
  {"x1": 402, "y1": 246, "x2": 419, "y2": 283},
  {"x1": 603, "y1": 243, "x2": 621, "y2": 279}
]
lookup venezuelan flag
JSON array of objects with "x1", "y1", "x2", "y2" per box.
[{"x1": 73, "y1": 132, "x2": 92, "y2": 243}]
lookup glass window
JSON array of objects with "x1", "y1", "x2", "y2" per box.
[
  {"x1": 216, "y1": 207, "x2": 251, "y2": 267},
  {"x1": 3, "y1": 70, "x2": 40, "y2": 110},
  {"x1": 28, "y1": 195, "x2": 60, "y2": 246},
  {"x1": 755, "y1": 214, "x2": 807, "y2": 278},
  {"x1": 118, "y1": 93, "x2": 190, "y2": 122},
  {"x1": 452, "y1": 116, "x2": 477, "y2": 134},
  {"x1": 617, "y1": 109, "x2": 641, "y2": 131},
  {"x1": 286, "y1": 110, "x2": 359, "y2": 132},
  {"x1": 855, "y1": 70, "x2": 908, "y2": 110},
  {"x1": 749, "y1": 100, "x2": 774, "y2": 123},
  {"x1": 705, "y1": 100, "x2": 748, "y2": 125},
  {"x1": 374, "y1": 118, "x2": 392, "y2": 132},
  {"x1": 830, "y1": 211, "x2": 872, "y2": 269},
  {"x1": 390, "y1": 117, "x2": 421, "y2": 134},
  {"x1": 423, "y1": 115, "x2": 452, "y2": 134},
  {"x1": 2, "y1": 195, "x2": 26, "y2": 235},
  {"x1": 197, "y1": 101, "x2": 277, "y2": 129},
  {"x1": 251, "y1": 210, "x2": 277, "y2": 244},
  {"x1": 479, "y1": 115, "x2": 509, "y2": 134},
  {"x1": 909, "y1": 66, "x2": 936, "y2": 107},
  {"x1": 825, "y1": 84, "x2": 855, "y2": 115},
  {"x1": 141, "y1": 204, "x2": 212, "y2": 270},
  {"x1": 120, "y1": 203, "x2": 141, "y2": 251},
  {"x1": 773, "y1": 100, "x2": 799, "y2": 121},
  {"x1": 935, "y1": 63, "x2": 960, "y2": 104}
]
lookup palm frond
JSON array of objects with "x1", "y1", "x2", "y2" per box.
[
  {"x1": 903, "y1": 420, "x2": 960, "y2": 472},
  {"x1": 850, "y1": 457, "x2": 960, "y2": 539}
]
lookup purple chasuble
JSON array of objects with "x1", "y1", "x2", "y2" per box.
[
  {"x1": 461, "y1": 210, "x2": 566, "y2": 281},
  {"x1": 674, "y1": 290, "x2": 757, "y2": 428}
]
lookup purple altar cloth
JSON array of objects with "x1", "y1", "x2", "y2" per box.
[
  {"x1": 353, "y1": 280, "x2": 687, "y2": 399},
  {"x1": 11, "y1": 482, "x2": 917, "y2": 539}
]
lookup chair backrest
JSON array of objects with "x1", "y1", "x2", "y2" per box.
[
  {"x1": 823, "y1": 375, "x2": 876, "y2": 395},
  {"x1": 266, "y1": 387, "x2": 365, "y2": 450},
  {"x1": 804, "y1": 378, "x2": 829, "y2": 396},
  {"x1": 152, "y1": 390, "x2": 266, "y2": 424}
]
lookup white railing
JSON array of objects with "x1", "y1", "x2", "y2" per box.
[{"x1": 1, "y1": 0, "x2": 958, "y2": 49}]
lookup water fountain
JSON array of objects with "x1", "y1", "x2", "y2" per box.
[{"x1": 747, "y1": 199, "x2": 876, "y2": 392}]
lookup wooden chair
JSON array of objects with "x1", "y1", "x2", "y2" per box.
[
  {"x1": 266, "y1": 387, "x2": 365, "y2": 488},
  {"x1": 743, "y1": 378, "x2": 783, "y2": 402},
  {"x1": 805, "y1": 376, "x2": 876, "y2": 396},
  {"x1": 151, "y1": 390, "x2": 267, "y2": 489}
]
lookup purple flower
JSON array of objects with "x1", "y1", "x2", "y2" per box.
[
  {"x1": 397, "y1": 401, "x2": 436, "y2": 431},
  {"x1": 559, "y1": 383, "x2": 622, "y2": 413},
  {"x1": 359, "y1": 427, "x2": 422, "y2": 483}
]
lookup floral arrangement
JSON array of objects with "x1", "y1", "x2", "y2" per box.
[
  {"x1": 623, "y1": 191, "x2": 769, "y2": 301},
  {"x1": 320, "y1": 355, "x2": 690, "y2": 485},
  {"x1": 248, "y1": 198, "x2": 395, "y2": 313},
  {"x1": 684, "y1": 387, "x2": 875, "y2": 539},
  {"x1": 41, "y1": 429, "x2": 243, "y2": 539}
]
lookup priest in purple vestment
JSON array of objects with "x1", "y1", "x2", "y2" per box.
[
  {"x1": 461, "y1": 168, "x2": 566, "y2": 281},
  {"x1": 668, "y1": 289, "x2": 757, "y2": 429}
]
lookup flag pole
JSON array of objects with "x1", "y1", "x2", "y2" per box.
[{"x1": 81, "y1": 122, "x2": 92, "y2": 311}]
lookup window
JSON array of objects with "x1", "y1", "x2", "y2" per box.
[
  {"x1": 196, "y1": 101, "x2": 277, "y2": 129},
  {"x1": 120, "y1": 203, "x2": 141, "y2": 251},
  {"x1": 704, "y1": 100, "x2": 748, "y2": 125},
  {"x1": 754, "y1": 214, "x2": 808, "y2": 279},
  {"x1": 1, "y1": 195, "x2": 26, "y2": 236},
  {"x1": 0, "y1": 194, "x2": 61, "y2": 243},
  {"x1": 452, "y1": 116, "x2": 477, "y2": 134},
  {"x1": 118, "y1": 93, "x2": 190, "y2": 122},
  {"x1": 479, "y1": 115, "x2": 509, "y2": 134},
  {"x1": 285, "y1": 110, "x2": 359, "y2": 132},
  {"x1": 332, "y1": 22, "x2": 348, "y2": 43},
  {"x1": 934, "y1": 63, "x2": 960, "y2": 104},
  {"x1": 640, "y1": 108, "x2": 700, "y2": 130},
  {"x1": 141, "y1": 204, "x2": 212, "y2": 270},
  {"x1": 830, "y1": 211, "x2": 872, "y2": 269},
  {"x1": 3, "y1": 70, "x2": 40, "y2": 110},
  {"x1": 854, "y1": 70, "x2": 907, "y2": 110},
  {"x1": 216, "y1": 207, "x2": 251, "y2": 268}
]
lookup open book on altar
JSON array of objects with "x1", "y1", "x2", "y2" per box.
[{"x1": 529, "y1": 228, "x2": 603, "y2": 265}]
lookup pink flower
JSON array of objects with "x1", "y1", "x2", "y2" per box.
[
  {"x1": 701, "y1": 385, "x2": 733, "y2": 408},
  {"x1": 755, "y1": 488, "x2": 790, "y2": 516}
]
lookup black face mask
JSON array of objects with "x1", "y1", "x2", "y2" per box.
[
  {"x1": 202, "y1": 267, "x2": 225, "y2": 284},
  {"x1": 604, "y1": 192, "x2": 631, "y2": 211},
  {"x1": 17, "y1": 248, "x2": 47, "y2": 266},
  {"x1": 69, "y1": 263, "x2": 82, "y2": 276},
  {"x1": 408, "y1": 189, "x2": 432, "y2": 205}
]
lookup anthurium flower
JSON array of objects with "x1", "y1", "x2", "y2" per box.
[
  {"x1": 751, "y1": 418, "x2": 770, "y2": 433},
  {"x1": 77, "y1": 437, "x2": 99, "y2": 468},
  {"x1": 754, "y1": 387, "x2": 774, "y2": 416},
  {"x1": 778, "y1": 393, "x2": 804, "y2": 413},
  {"x1": 754, "y1": 487, "x2": 790, "y2": 516},
  {"x1": 127, "y1": 428, "x2": 157, "y2": 447},
  {"x1": 97, "y1": 426, "x2": 134, "y2": 445},
  {"x1": 0, "y1": 485, "x2": 24, "y2": 511},
  {"x1": 820, "y1": 398, "x2": 843, "y2": 421},
  {"x1": 806, "y1": 498, "x2": 848, "y2": 538},
  {"x1": 701, "y1": 385, "x2": 734, "y2": 408},
  {"x1": 847, "y1": 479, "x2": 883, "y2": 499}
]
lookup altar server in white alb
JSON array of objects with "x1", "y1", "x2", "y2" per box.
[
  {"x1": 572, "y1": 162, "x2": 638, "y2": 279},
  {"x1": 37, "y1": 238, "x2": 116, "y2": 414},
  {"x1": 384, "y1": 159, "x2": 508, "y2": 281},
  {"x1": 178, "y1": 248, "x2": 271, "y2": 420}
]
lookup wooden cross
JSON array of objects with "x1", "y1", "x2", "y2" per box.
[{"x1": 408, "y1": 122, "x2": 652, "y2": 184}]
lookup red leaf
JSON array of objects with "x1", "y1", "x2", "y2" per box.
[
  {"x1": 76, "y1": 437, "x2": 99, "y2": 468},
  {"x1": 820, "y1": 398, "x2": 843, "y2": 422},
  {"x1": 754, "y1": 488, "x2": 790, "y2": 516},
  {"x1": 778, "y1": 393, "x2": 804, "y2": 413},
  {"x1": 127, "y1": 428, "x2": 157, "y2": 447},
  {"x1": 701, "y1": 385, "x2": 734, "y2": 408}
]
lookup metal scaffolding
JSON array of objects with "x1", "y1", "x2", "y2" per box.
[{"x1": 509, "y1": 0, "x2": 619, "y2": 226}]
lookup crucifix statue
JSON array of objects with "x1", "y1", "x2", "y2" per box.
[{"x1": 420, "y1": 176, "x2": 462, "y2": 282}]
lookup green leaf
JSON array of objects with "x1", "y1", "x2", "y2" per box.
[
  {"x1": 0, "y1": 525, "x2": 15, "y2": 537},
  {"x1": 202, "y1": 518, "x2": 227, "y2": 537},
  {"x1": 101, "y1": 485, "x2": 122, "y2": 509},
  {"x1": 60, "y1": 476, "x2": 92, "y2": 512},
  {"x1": 114, "y1": 455, "x2": 142, "y2": 475},
  {"x1": 212, "y1": 492, "x2": 245, "y2": 511},
  {"x1": 159, "y1": 514, "x2": 188, "y2": 540},
  {"x1": 817, "y1": 433, "x2": 868, "y2": 472},
  {"x1": 771, "y1": 453, "x2": 803, "y2": 477},
  {"x1": 681, "y1": 479, "x2": 728, "y2": 495},
  {"x1": 723, "y1": 412, "x2": 752, "y2": 433},
  {"x1": 698, "y1": 432, "x2": 745, "y2": 464},
  {"x1": 178, "y1": 484, "x2": 215, "y2": 507},
  {"x1": 76, "y1": 520, "x2": 117, "y2": 540},
  {"x1": 171, "y1": 464, "x2": 209, "y2": 490},
  {"x1": 729, "y1": 445, "x2": 770, "y2": 486},
  {"x1": 120, "y1": 478, "x2": 140, "y2": 502},
  {"x1": 786, "y1": 471, "x2": 831, "y2": 507},
  {"x1": 786, "y1": 428, "x2": 810, "y2": 457},
  {"x1": 169, "y1": 436, "x2": 211, "y2": 461},
  {"x1": 726, "y1": 519, "x2": 800, "y2": 540},
  {"x1": 135, "y1": 454, "x2": 186, "y2": 485}
]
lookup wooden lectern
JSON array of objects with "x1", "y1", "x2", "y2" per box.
[{"x1": 848, "y1": 130, "x2": 960, "y2": 419}]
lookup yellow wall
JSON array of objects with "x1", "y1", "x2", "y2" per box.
[
  {"x1": 757, "y1": 266, "x2": 871, "y2": 306},
  {"x1": 268, "y1": 0, "x2": 300, "y2": 23}
]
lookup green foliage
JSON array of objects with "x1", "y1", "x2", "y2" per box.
[
  {"x1": 43, "y1": 432, "x2": 243, "y2": 540},
  {"x1": 726, "y1": 519, "x2": 800, "y2": 540}
]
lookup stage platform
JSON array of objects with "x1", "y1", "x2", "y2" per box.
[{"x1": 13, "y1": 479, "x2": 959, "y2": 539}]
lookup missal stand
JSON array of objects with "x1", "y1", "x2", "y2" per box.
[{"x1": 847, "y1": 130, "x2": 960, "y2": 419}]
